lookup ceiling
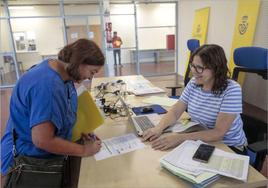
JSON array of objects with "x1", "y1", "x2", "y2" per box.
[{"x1": 4, "y1": 0, "x2": 177, "y2": 6}]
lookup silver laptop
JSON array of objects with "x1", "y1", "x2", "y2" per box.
[{"x1": 118, "y1": 96, "x2": 155, "y2": 136}]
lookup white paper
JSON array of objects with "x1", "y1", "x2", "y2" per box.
[
  {"x1": 165, "y1": 121, "x2": 201, "y2": 133},
  {"x1": 126, "y1": 81, "x2": 164, "y2": 95},
  {"x1": 94, "y1": 133, "x2": 145, "y2": 161},
  {"x1": 144, "y1": 114, "x2": 202, "y2": 133},
  {"x1": 165, "y1": 140, "x2": 249, "y2": 182},
  {"x1": 142, "y1": 96, "x2": 178, "y2": 107},
  {"x1": 182, "y1": 148, "x2": 250, "y2": 182},
  {"x1": 160, "y1": 140, "x2": 205, "y2": 176}
]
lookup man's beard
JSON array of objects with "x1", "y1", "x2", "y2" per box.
[{"x1": 66, "y1": 64, "x2": 81, "y2": 82}]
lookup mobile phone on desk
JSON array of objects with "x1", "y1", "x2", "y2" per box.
[{"x1": 192, "y1": 144, "x2": 215, "y2": 163}]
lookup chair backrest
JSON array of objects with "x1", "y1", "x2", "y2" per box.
[
  {"x1": 184, "y1": 39, "x2": 200, "y2": 86},
  {"x1": 232, "y1": 47, "x2": 268, "y2": 80},
  {"x1": 232, "y1": 47, "x2": 268, "y2": 170}
]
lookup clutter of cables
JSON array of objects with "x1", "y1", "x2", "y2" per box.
[{"x1": 94, "y1": 80, "x2": 132, "y2": 119}]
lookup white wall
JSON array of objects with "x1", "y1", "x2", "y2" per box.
[
  {"x1": 178, "y1": 0, "x2": 268, "y2": 111},
  {"x1": 178, "y1": 0, "x2": 237, "y2": 76}
]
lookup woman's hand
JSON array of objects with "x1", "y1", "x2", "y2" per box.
[
  {"x1": 150, "y1": 133, "x2": 184, "y2": 151},
  {"x1": 81, "y1": 132, "x2": 100, "y2": 142},
  {"x1": 81, "y1": 132, "x2": 102, "y2": 156},
  {"x1": 142, "y1": 126, "x2": 163, "y2": 142},
  {"x1": 82, "y1": 139, "x2": 102, "y2": 156}
]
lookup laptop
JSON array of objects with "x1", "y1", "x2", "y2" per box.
[{"x1": 118, "y1": 96, "x2": 155, "y2": 136}]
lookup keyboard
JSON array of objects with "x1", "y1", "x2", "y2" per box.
[{"x1": 133, "y1": 116, "x2": 154, "y2": 131}]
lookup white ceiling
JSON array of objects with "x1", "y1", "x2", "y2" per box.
[{"x1": 5, "y1": 0, "x2": 177, "y2": 6}]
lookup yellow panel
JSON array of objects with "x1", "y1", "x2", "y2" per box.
[
  {"x1": 184, "y1": 7, "x2": 210, "y2": 77},
  {"x1": 228, "y1": 0, "x2": 261, "y2": 84}
]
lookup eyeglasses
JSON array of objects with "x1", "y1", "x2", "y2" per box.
[{"x1": 189, "y1": 63, "x2": 207, "y2": 74}]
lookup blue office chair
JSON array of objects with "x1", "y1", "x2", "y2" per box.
[
  {"x1": 231, "y1": 46, "x2": 268, "y2": 171},
  {"x1": 232, "y1": 47, "x2": 267, "y2": 81},
  {"x1": 166, "y1": 39, "x2": 200, "y2": 98}
]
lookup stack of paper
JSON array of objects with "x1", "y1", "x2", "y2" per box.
[
  {"x1": 142, "y1": 96, "x2": 178, "y2": 107},
  {"x1": 126, "y1": 80, "x2": 165, "y2": 95},
  {"x1": 160, "y1": 140, "x2": 250, "y2": 187}
]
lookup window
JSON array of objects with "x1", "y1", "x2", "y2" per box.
[{"x1": 13, "y1": 31, "x2": 37, "y2": 52}]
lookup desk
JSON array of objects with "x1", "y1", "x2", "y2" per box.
[{"x1": 78, "y1": 75, "x2": 267, "y2": 188}]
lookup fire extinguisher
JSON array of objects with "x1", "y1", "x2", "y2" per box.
[{"x1": 105, "y1": 22, "x2": 112, "y2": 43}]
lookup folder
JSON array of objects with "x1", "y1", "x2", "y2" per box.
[{"x1": 72, "y1": 89, "x2": 104, "y2": 142}]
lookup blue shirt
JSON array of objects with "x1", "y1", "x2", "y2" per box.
[
  {"x1": 1, "y1": 60, "x2": 77, "y2": 175},
  {"x1": 179, "y1": 78, "x2": 247, "y2": 146}
]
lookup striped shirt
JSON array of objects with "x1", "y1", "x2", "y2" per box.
[{"x1": 179, "y1": 78, "x2": 247, "y2": 146}]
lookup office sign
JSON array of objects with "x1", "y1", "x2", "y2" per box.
[
  {"x1": 184, "y1": 7, "x2": 210, "y2": 78},
  {"x1": 229, "y1": 0, "x2": 260, "y2": 84}
]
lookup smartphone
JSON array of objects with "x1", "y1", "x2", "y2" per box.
[{"x1": 192, "y1": 144, "x2": 215, "y2": 163}]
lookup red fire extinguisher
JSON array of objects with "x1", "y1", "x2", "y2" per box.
[{"x1": 105, "y1": 22, "x2": 112, "y2": 43}]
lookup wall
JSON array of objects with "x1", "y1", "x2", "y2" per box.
[
  {"x1": 0, "y1": 3, "x2": 176, "y2": 70},
  {"x1": 178, "y1": 0, "x2": 237, "y2": 76},
  {"x1": 178, "y1": 0, "x2": 267, "y2": 111}
]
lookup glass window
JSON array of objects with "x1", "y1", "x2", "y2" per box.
[
  {"x1": 64, "y1": 4, "x2": 100, "y2": 16},
  {"x1": 9, "y1": 4, "x2": 60, "y2": 17},
  {"x1": 10, "y1": 17, "x2": 64, "y2": 71},
  {"x1": 137, "y1": 3, "x2": 175, "y2": 27},
  {"x1": 0, "y1": 1, "x2": 7, "y2": 18},
  {"x1": 65, "y1": 16, "x2": 102, "y2": 47},
  {"x1": 110, "y1": 4, "x2": 134, "y2": 15}
]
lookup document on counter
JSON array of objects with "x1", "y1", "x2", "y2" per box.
[
  {"x1": 94, "y1": 133, "x2": 146, "y2": 161},
  {"x1": 126, "y1": 80, "x2": 164, "y2": 95},
  {"x1": 142, "y1": 96, "x2": 178, "y2": 107},
  {"x1": 177, "y1": 140, "x2": 249, "y2": 181}
]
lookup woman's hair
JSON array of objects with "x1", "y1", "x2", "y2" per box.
[
  {"x1": 189, "y1": 44, "x2": 230, "y2": 96},
  {"x1": 58, "y1": 39, "x2": 105, "y2": 81}
]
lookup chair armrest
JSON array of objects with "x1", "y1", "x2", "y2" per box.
[
  {"x1": 232, "y1": 67, "x2": 267, "y2": 81},
  {"x1": 248, "y1": 140, "x2": 267, "y2": 153}
]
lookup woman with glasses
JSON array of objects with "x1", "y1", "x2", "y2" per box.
[{"x1": 143, "y1": 44, "x2": 247, "y2": 152}]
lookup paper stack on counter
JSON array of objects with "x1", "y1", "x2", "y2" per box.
[{"x1": 160, "y1": 140, "x2": 250, "y2": 187}]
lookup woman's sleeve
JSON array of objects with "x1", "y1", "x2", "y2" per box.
[
  {"x1": 220, "y1": 82, "x2": 242, "y2": 114},
  {"x1": 179, "y1": 79, "x2": 194, "y2": 105}
]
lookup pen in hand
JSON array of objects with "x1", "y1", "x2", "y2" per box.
[{"x1": 81, "y1": 133, "x2": 100, "y2": 142}]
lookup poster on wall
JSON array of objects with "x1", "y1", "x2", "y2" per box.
[
  {"x1": 184, "y1": 7, "x2": 210, "y2": 77},
  {"x1": 228, "y1": 0, "x2": 260, "y2": 84},
  {"x1": 191, "y1": 7, "x2": 210, "y2": 44}
]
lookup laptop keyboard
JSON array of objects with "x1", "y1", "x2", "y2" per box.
[{"x1": 133, "y1": 116, "x2": 154, "y2": 131}]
